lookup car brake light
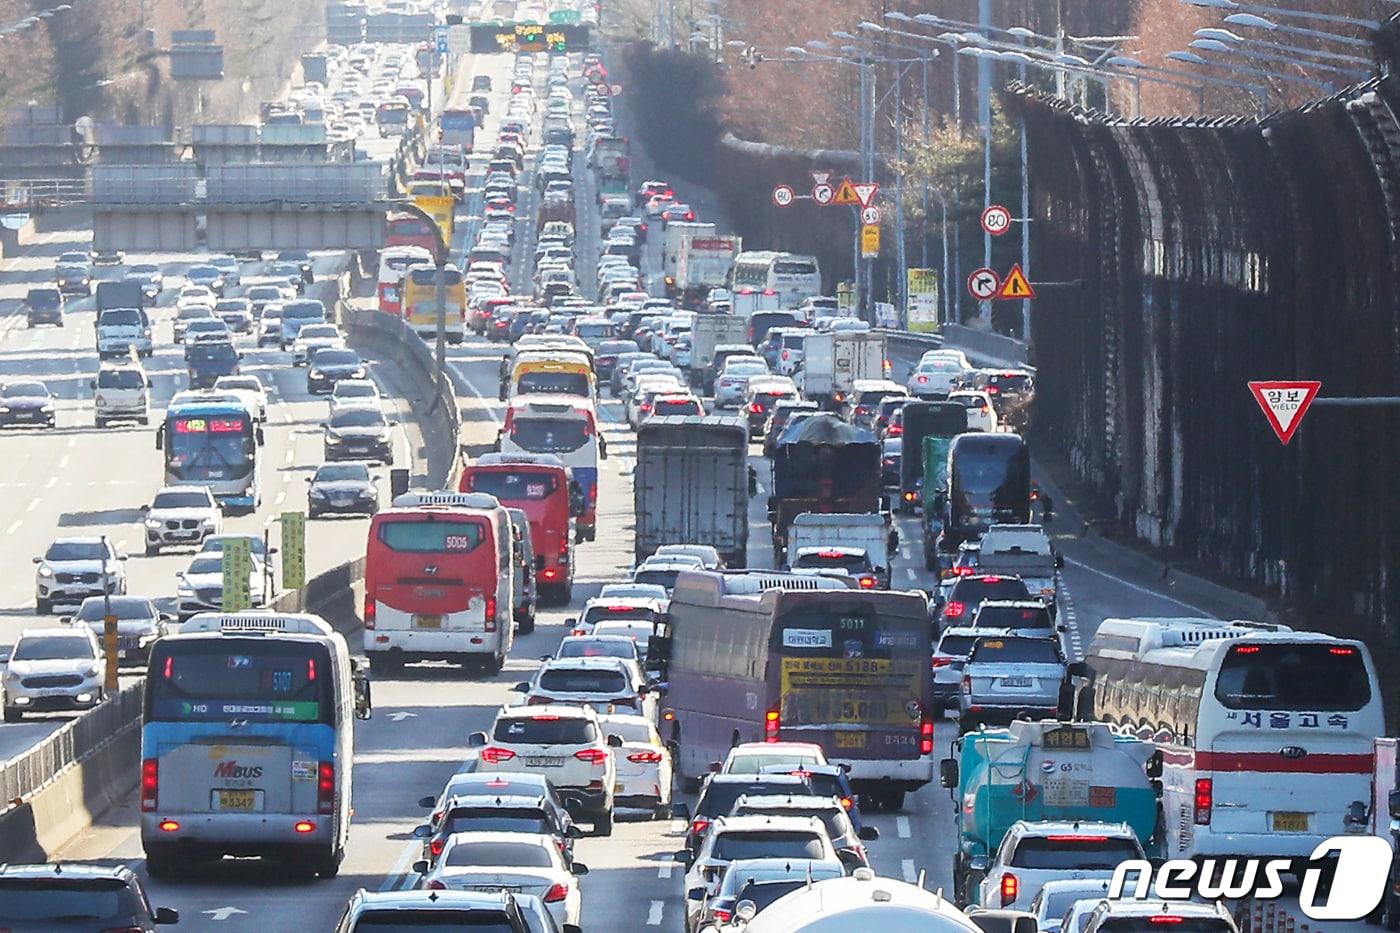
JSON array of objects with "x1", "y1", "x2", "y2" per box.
[
  {"x1": 888, "y1": 425, "x2": 903, "y2": 436},
  {"x1": 1000, "y1": 872, "x2": 1018, "y2": 905},
  {"x1": 713, "y1": 908, "x2": 733, "y2": 923},
  {"x1": 430, "y1": 837, "x2": 445, "y2": 856},
  {"x1": 363, "y1": 596, "x2": 375, "y2": 629},
  {"x1": 544, "y1": 881, "x2": 569, "y2": 903},
  {"x1": 575, "y1": 748, "x2": 609, "y2": 765},
  {"x1": 931, "y1": 656, "x2": 953, "y2": 669},
  {"x1": 749, "y1": 403, "x2": 763, "y2": 414},
  {"x1": 951, "y1": 566, "x2": 976, "y2": 576},
  {"x1": 690, "y1": 817, "x2": 711, "y2": 836},
  {"x1": 480, "y1": 746, "x2": 517, "y2": 764},
  {"x1": 764, "y1": 708, "x2": 780, "y2": 742},
  {"x1": 858, "y1": 576, "x2": 877, "y2": 589},
  {"x1": 944, "y1": 601, "x2": 966, "y2": 619},
  {"x1": 628, "y1": 750, "x2": 664, "y2": 763},
  {"x1": 141, "y1": 758, "x2": 158, "y2": 811},
  {"x1": 917, "y1": 375, "x2": 928, "y2": 383},
  {"x1": 607, "y1": 605, "x2": 635, "y2": 612},
  {"x1": 318, "y1": 761, "x2": 335, "y2": 814},
  {"x1": 1194, "y1": 778, "x2": 1213, "y2": 825},
  {"x1": 781, "y1": 350, "x2": 789, "y2": 360},
  {"x1": 1149, "y1": 918, "x2": 1185, "y2": 925},
  {"x1": 426, "y1": 879, "x2": 446, "y2": 889}
]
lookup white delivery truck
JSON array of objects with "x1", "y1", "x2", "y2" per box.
[
  {"x1": 975, "y1": 523, "x2": 1063, "y2": 613},
  {"x1": 796, "y1": 330, "x2": 887, "y2": 408},
  {"x1": 688, "y1": 314, "x2": 750, "y2": 386},
  {"x1": 675, "y1": 235, "x2": 742, "y2": 309},
  {"x1": 784, "y1": 512, "x2": 898, "y2": 587},
  {"x1": 662, "y1": 221, "x2": 715, "y2": 291}
]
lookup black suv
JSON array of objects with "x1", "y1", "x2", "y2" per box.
[{"x1": 0, "y1": 862, "x2": 178, "y2": 930}]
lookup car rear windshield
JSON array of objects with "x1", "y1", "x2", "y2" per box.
[
  {"x1": 494, "y1": 716, "x2": 597, "y2": 745},
  {"x1": 0, "y1": 878, "x2": 142, "y2": 921},
  {"x1": 937, "y1": 635, "x2": 977, "y2": 657},
  {"x1": 467, "y1": 471, "x2": 560, "y2": 501},
  {"x1": 152, "y1": 491, "x2": 211, "y2": 509},
  {"x1": 791, "y1": 552, "x2": 871, "y2": 574},
  {"x1": 557, "y1": 639, "x2": 637, "y2": 660},
  {"x1": 442, "y1": 808, "x2": 550, "y2": 836},
  {"x1": 1214, "y1": 643, "x2": 1371, "y2": 712},
  {"x1": 975, "y1": 605, "x2": 1052, "y2": 630},
  {"x1": 1010, "y1": 836, "x2": 1141, "y2": 869},
  {"x1": 1096, "y1": 921, "x2": 1232, "y2": 933},
  {"x1": 538, "y1": 669, "x2": 628, "y2": 694},
  {"x1": 988, "y1": 373, "x2": 1033, "y2": 391},
  {"x1": 739, "y1": 807, "x2": 847, "y2": 841},
  {"x1": 443, "y1": 840, "x2": 553, "y2": 868},
  {"x1": 631, "y1": 569, "x2": 681, "y2": 589},
  {"x1": 582, "y1": 605, "x2": 657, "y2": 626},
  {"x1": 713, "y1": 831, "x2": 826, "y2": 862},
  {"x1": 970, "y1": 637, "x2": 1060, "y2": 665},
  {"x1": 313, "y1": 350, "x2": 359, "y2": 367},
  {"x1": 26, "y1": 289, "x2": 60, "y2": 307},
  {"x1": 949, "y1": 577, "x2": 1032, "y2": 603},
  {"x1": 377, "y1": 520, "x2": 486, "y2": 554}
]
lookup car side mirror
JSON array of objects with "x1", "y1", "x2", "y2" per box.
[
  {"x1": 858, "y1": 825, "x2": 880, "y2": 841},
  {"x1": 967, "y1": 856, "x2": 989, "y2": 873},
  {"x1": 1054, "y1": 552, "x2": 1065, "y2": 568},
  {"x1": 512, "y1": 681, "x2": 530, "y2": 692},
  {"x1": 564, "y1": 617, "x2": 578, "y2": 628},
  {"x1": 1389, "y1": 789, "x2": 1400, "y2": 821},
  {"x1": 670, "y1": 801, "x2": 690, "y2": 820},
  {"x1": 571, "y1": 862, "x2": 590, "y2": 875},
  {"x1": 564, "y1": 926, "x2": 583, "y2": 933},
  {"x1": 412, "y1": 824, "x2": 431, "y2": 838},
  {"x1": 147, "y1": 378, "x2": 154, "y2": 388},
  {"x1": 154, "y1": 907, "x2": 179, "y2": 924},
  {"x1": 412, "y1": 860, "x2": 429, "y2": 875},
  {"x1": 117, "y1": 553, "x2": 129, "y2": 561},
  {"x1": 674, "y1": 850, "x2": 693, "y2": 864},
  {"x1": 417, "y1": 795, "x2": 436, "y2": 809},
  {"x1": 89, "y1": 379, "x2": 97, "y2": 389},
  {"x1": 1067, "y1": 661, "x2": 1091, "y2": 679},
  {"x1": 566, "y1": 825, "x2": 584, "y2": 838},
  {"x1": 940, "y1": 758, "x2": 959, "y2": 788},
  {"x1": 606, "y1": 734, "x2": 623, "y2": 748},
  {"x1": 31, "y1": 556, "x2": 40, "y2": 563},
  {"x1": 686, "y1": 886, "x2": 706, "y2": 900},
  {"x1": 468, "y1": 730, "x2": 488, "y2": 747}
]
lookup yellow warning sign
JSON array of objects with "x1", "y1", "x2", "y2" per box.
[
  {"x1": 833, "y1": 176, "x2": 860, "y2": 205},
  {"x1": 996, "y1": 262, "x2": 1036, "y2": 300},
  {"x1": 861, "y1": 223, "x2": 880, "y2": 257}
]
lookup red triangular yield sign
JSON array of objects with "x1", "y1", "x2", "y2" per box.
[{"x1": 1247, "y1": 380, "x2": 1321, "y2": 445}]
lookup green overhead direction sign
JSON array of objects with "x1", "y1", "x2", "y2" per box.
[
  {"x1": 282, "y1": 511, "x2": 306, "y2": 591},
  {"x1": 221, "y1": 537, "x2": 253, "y2": 612}
]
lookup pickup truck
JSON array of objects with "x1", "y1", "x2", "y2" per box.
[
  {"x1": 957, "y1": 631, "x2": 1077, "y2": 734},
  {"x1": 784, "y1": 512, "x2": 897, "y2": 587},
  {"x1": 974, "y1": 524, "x2": 1062, "y2": 613}
]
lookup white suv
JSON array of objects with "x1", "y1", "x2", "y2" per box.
[
  {"x1": 514, "y1": 656, "x2": 655, "y2": 720},
  {"x1": 469, "y1": 704, "x2": 619, "y2": 836},
  {"x1": 1081, "y1": 900, "x2": 1238, "y2": 933},
  {"x1": 142, "y1": 486, "x2": 222, "y2": 555},
  {"x1": 975, "y1": 820, "x2": 1144, "y2": 911}
]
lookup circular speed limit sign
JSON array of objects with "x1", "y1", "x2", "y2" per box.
[
  {"x1": 771, "y1": 184, "x2": 795, "y2": 208},
  {"x1": 981, "y1": 204, "x2": 1012, "y2": 236},
  {"x1": 861, "y1": 205, "x2": 882, "y2": 225}
]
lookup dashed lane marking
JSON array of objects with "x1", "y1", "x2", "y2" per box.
[
  {"x1": 896, "y1": 816, "x2": 911, "y2": 839},
  {"x1": 5, "y1": 520, "x2": 19, "y2": 534},
  {"x1": 902, "y1": 859, "x2": 917, "y2": 883},
  {"x1": 647, "y1": 901, "x2": 664, "y2": 926},
  {"x1": 657, "y1": 861, "x2": 672, "y2": 880},
  {"x1": 275, "y1": 490, "x2": 286, "y2": 506}
]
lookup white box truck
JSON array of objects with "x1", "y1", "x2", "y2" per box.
[
  {"x1": 634, "y1": 415, "x2": 750, "y2": 566},
  {"x1": 663, "y1": 221, "x2": 715, "y2": 289},
  {"x1": 675, "y1": 235, "x2": 742, "y2": 309},
  {"x1": 797, "y1": 330, "x2": 887, "y2": 408},
  {"x1": 689, "y1": 314, "x2": 749, "y2": 385}
]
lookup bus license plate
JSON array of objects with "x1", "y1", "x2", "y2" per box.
[
  {"x1": 414, "y1": 614, "x2": 442, "y2": 629},
  {"x1": 214, "y1": 789, "x2": 260, "y2": 811},
  {"x1": 1272, "y1": 811, "x2": 1309, "y2": 832},
  {"x1": 835, "y1": 732, "x2": 866, "y2": 749}
]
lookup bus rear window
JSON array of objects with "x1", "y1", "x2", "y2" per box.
[
  {"x1": 467, "y1": 471, "x2": 560, "y2": 501},
  {"x1": 1214, "y1": 643, "x2": 1371, "y2": 712},
  {"x1": 378, "y1": 520, "x2": 486, "y2": 554},
  {"x1": 772, "y1": 260, "x2": 816, "y2": 276},
  {"x1": 509, "y1": 419, "x2": 588, "y2": 453},
  {"x1": 1010, "y1": 836, "x2": 1142, "y2": 870},
  {"x1": 148, "y1": 641, "x2": 331, "y2": 723},
  {"x1": 775, "y1": 607, "x2": 924, "y2": 661},
  {"x1": 973, "y1": 604, "x2": 1052, "y2": 630},
  {"x1": 517, "y1": 372, "x2": 590, "y2": 396}
]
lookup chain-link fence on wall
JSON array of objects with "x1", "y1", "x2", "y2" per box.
[{"x1": 1014, "y1": 19, "x2": 1400, "y2": 651}]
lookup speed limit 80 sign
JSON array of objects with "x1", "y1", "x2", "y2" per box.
[
  {"x1": 772, "y1": 184, "x2": 795, "y2": 208},
  {"x1": 981, "y1": 204, "x2": 1012, "y2": 236}
]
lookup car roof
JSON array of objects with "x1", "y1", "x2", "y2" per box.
[
  {"x1": 541, "y1": 655, "x2": 632, "y2": 671},
  {"x1": 441, "y1": 830, "x2": 555, "y2": 847},
  {"x1": 443, "y1": 792, "x2": 546, "y2": 809},
  {"x1": 348, "y1": 889, "x2": 516, "y2": 911},
  {"x1": 498, "y1": 703, "x2": 597, "y2": 720},
  {"x1": 712, "y1": 814, "x2": 827, "y2": 833},
  {"x1": 0, "y1": 862, "x2": 137, "y2": 881},
  {"x1": 1010, "y1": 819, "x2": 1136, "y2": 839},
  {"x1": 735, "y1": 793, "x2": 842, "y2": 811}
]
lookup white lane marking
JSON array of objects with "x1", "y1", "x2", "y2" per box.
[
  {"x1": 27, "y1": 497, "x2": 39, "y2": 510},
  {"x1": 896, "y1": 816, "x2": 911, "y2": 839},
  {"x1": 5, "y1": 519, "x2": 19, "y2": 534},
  {"x1": 902, "y1": 859, "x2": 917, "y2": 883},
  {"x1": 58, "y1": 455, "x2": 69, "y2": 469},
  {"x1": 284, "y1": 448, "x2": 295, "y2": 465},
  {"x1": 647, "y1": 901, "x2": 664, "y2": 926},
  {"x1": 900, "y1": 543, "x2": 911, "y2": 559},
  {"x1": 657, "y1": 861, "x2": 672, "y2": 879},
  {"x1": 44, "y1": 476, "x2": 56, "y2": 489},
  {"x1": 275, "y1": 490, "x2": 286, "y2": 506},
  {"x1": 1063, "y1": 556, "x2": 1214, "y2": 616},
  {"x1": 66, "y1": 436, "x2": 76, "y2": 448}
]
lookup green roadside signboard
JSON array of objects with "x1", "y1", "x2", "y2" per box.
[{"x1": 282, "y1": 511, "x2": 306, "y2": 591}]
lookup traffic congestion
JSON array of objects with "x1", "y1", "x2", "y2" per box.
[{"x1": 0, "y1": 0, "x2": 1393, "y2": 931}]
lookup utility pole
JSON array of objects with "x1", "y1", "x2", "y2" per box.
[
  {"x1": 101, "y1": 534, "x2": 117, "y2": 692},
  {"x1": 979, "y1": 0, "x2": 993, "y2": 326}
]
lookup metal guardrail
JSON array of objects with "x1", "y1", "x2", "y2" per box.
[
  {"x1": 0, "y1": 683, "x2": 144, "y2": 810},
  {"x1": 1, "y1": 177, "x2": 89, "y2": 208}
]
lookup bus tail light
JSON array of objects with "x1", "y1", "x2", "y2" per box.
[
  {"x1": 1000, "y1": 872, "x2": 1018, "y2": 905},
  {"x1": 764, "y1": 709, "x2": 780, "y2": 742},
  {"x1": 318, "y1": 762, "x2": 335, "y2": 814},
  {"x1": 920, "y1": 713, "x2": 935, "y2": 756},
  {"x1": 1194, "y1": 778, "x2": 1213, "y2": 825},
  {"x1": 363, "y1": 596, "x2": 375, "y2": 629},
  {"x1": 480, "y1": 746, "x2": 516, "y2": 764},
  {"x1": 574, "y1": 748, "x2": 609, "y2": 765},
  {"x1": 141, "y1": 758, "x2": 158, "y2": 811},
  {"x1": 484, "y1": 596, "x2": 497, "y2": 631}
]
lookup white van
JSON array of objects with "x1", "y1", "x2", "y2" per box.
[{"x1": 91, "y1": 362, "x2": 152, "y2": 426}]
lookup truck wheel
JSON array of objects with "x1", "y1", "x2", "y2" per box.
[
  {"x1": 594, "y1": 811, "x2": 613, "y2": 837},
  {"x1": 480, "y1": 653, "x2": 504, "y2": 676},
  {"x1": 314, "y1": 846, "x2": 343, "y2": 879},
  {"x1": 3, "y1": 708, "x2": 22, "y2": 723},
  {"x1": 145, "y1": 543, "x2": 160, "y2": 557},
  {"x1": 880, "y1": 790, "x2": 906, "y2": 811},
  {"x1": 95, "y1": 417, "x2": 106, "y2": 428},
  {"x1": 1381, "y1": 886, "x2": 1400, "y2": 930},
  {"x1": 516, "y1": 612, "x2": 535, "y2": 635},
  {"x1": 35, "y1": 597, "x2": 51, "y2": 615},
  {"x1": 146, "y1": 854, "x2": 177, "y2": 879}
]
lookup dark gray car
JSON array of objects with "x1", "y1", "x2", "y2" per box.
[
  {"x1": 0, "y1": 381, "x2": 56, "y2": 428},
  {"x1": 0, "y1": 862, "x2": 177, "y2": 931},
  {"x1": 307, "y1": 462, "x2": 379, "y2": 518},
  {"x1": 324, "y1": 407, "x2": 394, "y2": 464}
]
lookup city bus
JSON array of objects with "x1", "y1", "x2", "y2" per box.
[
  {"x1": 377, "y1": 245, "x2": 433, "y2": 316},
  {"x1": 1084, "y1": 617, "x2": 1383, "y2": 862},
  {"x1": 402, "y1": 263, "x2": 465, "y2": 344},
  {"x1": 936, "y1": 432, "x2": 1030, "y2": 551},
  {"x1": 139, "y1": 611, "x2": 372, "y2": 879},
  {"x1": 438, "y1": 110, "x2": 476, "y2": 150},
  {"x1": 156, "y1": 399, "x2": 264, "y2": 510},
  {"x1": 499, "y1": 396, "x2": 603, "y2": 542},
  {"x1": 507, "y1": 357, "x2": 596, "y2": 402},
  {"x1": 458, "y1": 452, "x2": 580, "y2": 605},
  {"x1": 385, "y1": 212, "x2": 440, "y2": 254},
  {"x1": 652, "y1": 570, "x2": 936, "y2": 809},
  {"x1": 376, "y1": 99, "x2": 411, "y2": 137},
  {"x1": 363, "y1": 491, "x2": 515, "y2": 674},
  {"x1": 730, "y1": 251, "x2": 822, "y2": 311}
]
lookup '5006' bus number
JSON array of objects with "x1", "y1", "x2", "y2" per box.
[{"x1": 444, "y1": 535, "x2": 475, "y2": 550}]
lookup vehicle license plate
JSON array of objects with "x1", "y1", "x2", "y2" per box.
[
  {"x1": 999, "y1": 677, "x2": 1033, "y2": 688},
  {"x1": 215, "y1": 789, "x2": 259, "y2": 811},
  {"x1": 525, "y1": 757, "x2": 564, "y2": 768},
  {"x1": 1272, "y1": 811, "x2": 1309, "y2": 832},
  {"x1": 414, "y1": 614, "x2": 442, "y2": 629},
  {"x1": 835, "y1": 732, "x2": 866, "y2": 749}
]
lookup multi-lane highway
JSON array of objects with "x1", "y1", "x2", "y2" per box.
[{"x1": 26, "y1": 38, "x2": 1302, "y2": 933}]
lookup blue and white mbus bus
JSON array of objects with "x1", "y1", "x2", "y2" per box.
[
  {"x1": 139, "y1": 612, "x2": 371, "y2": 879},
  {"x1": 157, "y1": 399, "x2": 263, "y2": 510}
]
